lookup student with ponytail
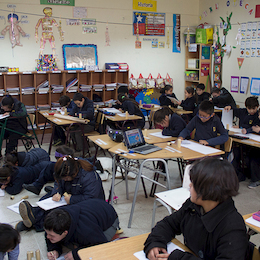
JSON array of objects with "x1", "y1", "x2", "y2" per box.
[{"x1": 159, "y1": 85, "x2": 178, "y2": 108}]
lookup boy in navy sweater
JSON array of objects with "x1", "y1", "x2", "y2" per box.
[
  {"x1": 211, "y1": 87, "x2": 236, "y2": 108},
  {"x1": 196, "y1": 83, "x2": 211, "y2": 106},
  {"x1": 178, "y1": 100, "x2": 228, "y2": 147}
]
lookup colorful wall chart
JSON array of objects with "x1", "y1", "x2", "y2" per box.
[{"x1": 172, "y1": 14, "x2": 180, "y2": 53}]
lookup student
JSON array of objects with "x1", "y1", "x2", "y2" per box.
[
  {"x1": 0, "y1": 224, "x2": 20, "y2": 260},
  {"x1": 159, "y1": 85, "x2": 178, "y2": 108},
  {"x1": 16, "y1": 156, "x2": 105, "y2": 232},
  {"x1": 196, "y1": 83, "x2": 211, "y2": 106},
  {"x1": 178, "y1": 100, "x2": 228, "y2": 146},
  {"x1": 118, "y1": 93, "x2": 145, "y2": 129},
  {"x1": 44, "y1": 199, "x2": 119, "y2": 260},
  {"x1": 59, "y1": 95, "x2": 75, "y2": 112},
  {"x1": 176, "y1": 86, "x2": 196, "y2": 112},
  {"x1": 144, "y1": 158, "x2": 248, "y2": 260},
  {"x1": 5, "y1": 148, "x2": 50, "y2": 167},
  {"x1": 69, "y1": 93, "x2": 95, "y2": 153},
  {"x1": 153, "y1": 106, "x2": 186, "y2": 137},
  {"x1": 0, "y1": 95, "x2": 27, "y2": 155},
  {"x1": 0, "y1": 161, "x2": 52, "y2": 195},
  {"x1": 211, "y1": 87, "x2": 236, "y2": 108}
]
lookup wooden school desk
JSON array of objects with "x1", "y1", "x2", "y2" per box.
[
  {"x1": 105, "y1": 113, "x2": 143, "y2": 129},
  {"x1": 243, "y1": 213, "x2": 260, "y2": 235},
  {"x1": 78, "y1": 233, "x2": 192, "y2": 260}
]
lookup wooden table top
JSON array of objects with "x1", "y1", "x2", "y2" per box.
[
  {"x1": 143, "y1": 129, "x2": 177, "y2": 144},
  {"x1": 229, "y1": 131, "x2": 260, "y2": 149},
  {"x1": 105, "y1": 114, "x2": 143, "y2": 122},
  {"x1": 88, "y1": 134, "x2": 118, "y2": 150},
  {"x1": 243, "y1": 213, "x2": 260, "y2": 234},
  {"x1": 78, "y1": 233, "x2": 191, "y2": 260}
]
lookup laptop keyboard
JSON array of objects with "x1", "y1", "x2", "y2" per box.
[{"x1": 134, "y1": 145, "x2": 153, "y2": 152}]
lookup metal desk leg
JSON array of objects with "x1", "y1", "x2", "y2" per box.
[
  {"x1": 48, "y1": 124, "x2": 55, "y2": 155},
  {"x1": 110, "y1": 155, "x2": 117, "y2": 206},
  {"x1": 41, "y1": 118, "x2": 48, "y2": 145}
]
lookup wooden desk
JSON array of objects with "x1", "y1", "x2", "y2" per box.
[
  {"x1": 172, "y1": 108, "x2": 193, "y2": 116},
  {"x1": 229, "y1": 131, "x2": 260, "y2": 149},
  {"x1": 78, "y1": 233, "x2": 191, "y2": 260},
  {"x1": 243, "y1": 213, "x2": 260, "y2": 234},
  {"x1": 143, "y1": 129, "x2": 177, "y2": 144}
]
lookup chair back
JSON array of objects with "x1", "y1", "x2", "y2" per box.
[
  {"x1": 224, "y1": 137, "x2": 233, "y2": 153},
  {"x1": 190, "y1": 129, "x2": 196, "y2": 140}
]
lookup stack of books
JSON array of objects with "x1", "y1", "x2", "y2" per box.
[
  {"x1": 37, "y1": 80, "x2": 49, "y2": 94},
  {"x1": 37, "y1": 104, "x2": 50, "y2": 110},
  {"x1": 93, "y1": 84, "x2": 104, "y2": 92},
  {"x1": 51, "y1": 102, "x2": 60, "y2": 109},
  {"x1": 117, "y1": 83, "x2": 128, "y2": 87},
  {"x1": 25, "y1": 105, "x2": 36, "y2": 113},
  {"x1": 22, "y1": 86, "x2": 34, "y2": 95},
  {"x1": 106, "y1": 83, "x2": 117, "y2": 91},
  {"x1": 66, "y1": 78, "x2": 78, "y2": 92},
  {"x1": 51, "y1": 85, "x2": 64, "y2": 93},
  {"x1": 6, "y1": 87, "x2": 20, "y2": 95},
  {"x1": 0, "y1": 89, "x2": 5, "y2": 96},
  {"x1": 80, "y1": 84, "x2": 92, "y2": 92},
  {"x1": 118, "y1": 63, "x2": 129, "y2": 70}
]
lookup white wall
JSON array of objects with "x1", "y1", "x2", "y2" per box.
[
  {"x1": 0, "y1": 0, "x2": 199, "y2": 100},
  {"x1": 199, "y1": 0, "x2": 260, "y2": 107}
]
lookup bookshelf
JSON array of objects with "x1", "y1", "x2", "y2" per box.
[{"x1": 0, "y1": 70, "x2": 129, "y2": 127}]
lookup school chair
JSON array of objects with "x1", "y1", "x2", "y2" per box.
[
  {"x1": 151, "y1": 164, "x2": 191, "y2": 228},
  {"x1": 148, "y1": 110, "x2": 156, "y2": 129}
]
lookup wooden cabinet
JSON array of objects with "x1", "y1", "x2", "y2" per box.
[
  {"x1": 185, "y1": 43, "x2": 212, "y2": 92},
  {"x1": 0, "y1": 69, "x2": 129, "y2": 126}
]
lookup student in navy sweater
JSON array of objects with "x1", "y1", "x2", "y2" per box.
[
  {"x1": 153, "y1": 106, "x2": 186, "y2": 137},
  {"x1": 176, "y1": 86, "x2": 196, "y2": 112},
  {"x1": 196, "y1": 83, "x2": 211, "y2": 106},
  {"x1": 178, "y1": 100, "x2": 228, "y2": 147},
  {"x1": 159, "y1": 85, "x2": 178, "y2": 108},
  {"x1": 211, "y1": 87, "x2": 236, "y2": 108}
]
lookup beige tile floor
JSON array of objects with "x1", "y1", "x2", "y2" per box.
[{"x1": 0, "y1": 142, "x2": 260, "y2": 260}]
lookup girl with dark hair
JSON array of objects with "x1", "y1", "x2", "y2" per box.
[
  {"x1": 153, "y1": 106, "x2": 186, "y2": 136},
  {"x1": 159, "y1": 85, "x2": 178, "y2": 108},
  {"x1": 176, "y1": 86, "x2": 196, "y2": 112},
  {"x1": 0, "y1": 95, "x2": 27, "y2": 155},
  {"x1": 144, "y1": 158, "x2": 248, "y2": 260},
  {"x1": 118, "y1": 93, "x2": 145, "y2": 129}
]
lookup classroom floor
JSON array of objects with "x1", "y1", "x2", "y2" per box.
[{"x1": 0, "y1": 139, "x2": 260, "y2": 260}]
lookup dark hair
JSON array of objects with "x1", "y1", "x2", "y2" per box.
[
  {"x1": 118, "y1": 93, "x2": 139, "y2": 107},
  {"x1": 73, "y1": 93, "x2": 84, "y2": 102},
  {"x1": 1, "y1": 95, "x2": 14, "y2": 109},
  {"x1": 44, "y1": 209, "x2": 71, "y2": 235},
  {"x1": 0, "y1": 163, "x2": 14, "y2": 182},
  {"x1": 160, "y1": 85, "x2": 173, "y2": 94},
  {"x1": 0, "y1": 224, "x2": 20, "y2": 252},
  {"x1": 118, "y1": 86, "x2": 129, "y2": 95},
  {"x1": 5, "y1": 151, "x2": 18, "y2": 166},
  {"x1": 54, "y1": 156, "x2": 93, "y2": 181},
  {"x1": 154, "y1": 106, "x2": 174, "y2": 124},
  {"x1": 211, "y1": 87, "x2": 221, "y2": 94},
  {"x1": 196, "y1": 83, "x2": 205, "y2": 91},
  {"x1": 245, "y1": 96, "x2": 259, "y2": 109},
  {"x1": 199, "y1": 100, "x2": 214, "y2": 115},
  {"x1": 185, "y1": 86, "x2": 195, "y2": 95},
  {"x1": 59, "y1": 95, "x2": 71, "y2": 107},
  {"x1": 56, "y1": 145, "x2": 74, "y2": 158},
  {"x1": 190, "y1": 158, "x2": 239, "y2": 203}
]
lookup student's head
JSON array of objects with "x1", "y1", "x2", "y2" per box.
[
  {"x1": 160, "y1": 85, "x2": 173, "y2": 95},
  {"x1": 54, "y1": 156, "x2": 93, "y2": 182},
  {"x1": 118, "y1": 93, "x2": 127, "y2": 103},
  {"x1": 73, "y1": 93, "x2": 85, "y2": 108},
  {"x1": 196, "y1": 83, "x2": 206, "y2": 96},
  {"x1": 44, "y1": 209, "x2": 71, "y2": 243},
  {"x1": 0, "y1": 224, "x2": 20, "y2": 253},
  {"x1": 0, "y1": 163, "x2": 14, "y2": 186},
  {"x1": 5, "y1": 151, "x2": 19, "y2": 166},
  {"x1": 118, "y1": 86, "x2": 129, "y2": 97},
  {"x1": 245, "y1": 96, "x2": 259, "y2": 115},
  {"x1": 189, "y1": 158, "x2": 239, "y2": 204},
  {"x1": 185, "y1": 86, "x2": 194, "y2": 98},
  {"x1": 1, "y1": 95, "x2": 14, "y2": 111},
  {"x1": 211, "y1": 87, "x2": 221, "y2": 98},
  {"x1": 55, "y1": 145, "x2": 74, "y2": 160},
  {"x1": 197, "y1": 100, "x2": 214, "y2": 123},
  {"x1": 59, "y1": 95, "x2": 71, "y2": 107},
  {"x1": 153, "y1": 106, "x2": 174, "y2": 128}
]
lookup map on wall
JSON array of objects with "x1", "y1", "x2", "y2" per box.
[{"x1": 133, "y1": 12, "x2": 165, "y2": 36}]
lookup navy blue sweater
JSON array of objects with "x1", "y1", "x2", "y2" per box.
[
  {"x1": 162, "y1": 114, "x2": 186, "y2": 137},
  {"x1": 45, "y1": 199, "x2": 118, "y2": 260},
  {"x1": 212, "y1": 88, "x2": 236, "y2": 108},
  {"x1": 197, "y1": 92, "x2": 211, "y2": 105},
  {"x1": 159, "y1": 93, "x2": 178, "y2": 108},
  {"x1": 180, "y1": 96, "x2": 196, "y2": 111},
  {"x1": 179, "y1": 115, "x2": 228, "y2": 146}
]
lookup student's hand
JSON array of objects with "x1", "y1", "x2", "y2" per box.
[
  {"x1": 209, "y1": 97, "x2": 212, "y2": 101},
  {"x1": 224, "y1": 105, "x2": 231, "y2": 111},
  {"x1": 1, "y1": 184, "x2": 7, "y2": 190},
  {"x1": 64, "y1": 194, "x2": 71, "y2": 204},
  {"x1": 242, "y1": 128, "x2": 247, "y2": 134},
  {"x1": 147, "y1": 247, "x2": 167, "y2": 260},
  {"x1": 3, "y1": 112, "x2": 10, "y2": 116},
  {"x1": 199, "y1": 140, "x2": 209, "y2": 146},
  {"x1": 252, "y1": 125, "x2": 260, "y2": 133},
  {"x1": 156, "y1": 252, "x2": 170, "y2": 260},
  {"x1": 47, "y1": 250, "x2": 59, "y2": 260},
  {"x1": 119, "y1": 108, "x2": 123, "y2": 112},
  {"x1": 64, "y1": 251, "x2": 74, "y2": 260},
  {"x1": 178, "y1": 137, "x2": 184, "y2": 141},
  {"x1": 176, "y1": 100, "x2": 181, "y2": 105},
  {"x1": 52, "y1": 193, "x2": 61, "y2": 201}
]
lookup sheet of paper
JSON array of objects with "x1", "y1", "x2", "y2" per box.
[
  {"x1": 246, "y1": 133, "x2": 260, "y2": 142},
  {"x1": 221, "y1": 109, "x2": 233, "y2": 129},
  {"x1": 229, "y1": 127, "x2": 242, "y2": 133},
  {"x1": 134, "y1": 242, "x2": 184, "y2": 260},
  {"x1": 117, "y1": 113, "x2": 126, "y2": 117},
  {"x1": 246, "y1": 216, "x2": 260, "y2": 228},
  {"x1": 150, "y1": 132, "x2": 172, "y2": 139},
  {"x1": 167, "y1": 96, "x2": 179, "y2": 104},
  {"x1": 103, "y1": 108, "x2": 121, "y2": 114},
  {"x1": 36, "y1": 197, "x2": 67, "y2": 210},
  {"x1": 181, "y1": 141, "x2": 220, "y2": 155},
  {"x1": 0, "y1": 189, "x2": 4, "y2": 197},
  {"x1": 7, "y1": 200, "x2": 24, "y2": 214},
  {"x1": 0, "y1": 114, "x2": 10, "y2": 120}
]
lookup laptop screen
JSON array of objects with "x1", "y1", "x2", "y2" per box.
[{"x1": 124, "y1": 128, "x2": 145, "y2": 148}]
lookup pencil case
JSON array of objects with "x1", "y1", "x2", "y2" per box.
[
  {"x1": 142, "y1": 104, "x2": 154, "y2": 108},
  {"x1": 252, "y1": 211, "x2": 260, "y2": 222}
]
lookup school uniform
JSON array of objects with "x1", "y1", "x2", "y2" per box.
[
  {"x1": 159, "y1": 93, "x2": 178, "y2": 108},
  {"x1": 197, "y1": 92, "x2": 211, "y2": 105},
  {"x1": 45, "y1": 199, "x2": 119, "y2": 260},
  {"x1": 66, "y1": 100, "x2": 75, "y2": 112},
  {"x1": 212, "y1": 87, "x2": 236, "y2": 108},
  {"x1": 0, "y1": 244, "x2": 19, "y2": 260},
  {"x1": 162, "y1": 114, "x2": 186, "y2": 137},
  {"x1": 179, "y1": 115, "x2": 228, "y2": 146},
  {"x1": 180, "y1": 96, "x2": 196, "y2": 111},
  {"x1": 144, "y1": 198, "x2": 248, "y2": 260},
  {"x1": 0, "y1": 98, "x2": 27, "y2": 154},
  {"x1": 122, "y1": 100, "x2": 145, "y2": 129}
]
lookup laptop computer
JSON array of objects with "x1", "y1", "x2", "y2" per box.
[{"x1": 124, "y1": 128, "x2": 162, "y2": 155}]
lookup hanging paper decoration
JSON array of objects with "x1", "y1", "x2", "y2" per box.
[
  {"x1": 185, "y1": 26, "x2": 190, "y2": 47},
  {"x1": 156, "y1": 73, "x2": 164, "y2": 88},
  {"x1": 235, "y1": 27, "x2": 241, "y2": 45},
  {"x1": 237, "y1": 57, "x2": 244, "y2": 69},
  {"x1": 137, "y1": 73, "x2": 146, "y2": 89},
  {"x1": 35, "y1": 7, "x2": 64, "y2": 57},
  {"x1": 135, "y1": 22, "x2": 141, "y2": 49},
  {"x1": 129, "y1": 74, "x2": 138, "y2": 89},
  {"x1": 1, "y1": 13, "x2": 27, "y2": 48},
  {"x1": 166, "y1": 26, "x2": 170, "y2": 48},
  {"x1": 105, "y1": 22, "x2": 110, "y2": 46},
  {"x1": 165, "y1": 73, "x2": 173, "y2": 86},
  {"x1": 146, "y1": 73, "x2": 156, "y2": 89}
]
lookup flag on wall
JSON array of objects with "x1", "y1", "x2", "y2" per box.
[{"x1": 172, "y1": 14, "x2": 181, "y2": 53}]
